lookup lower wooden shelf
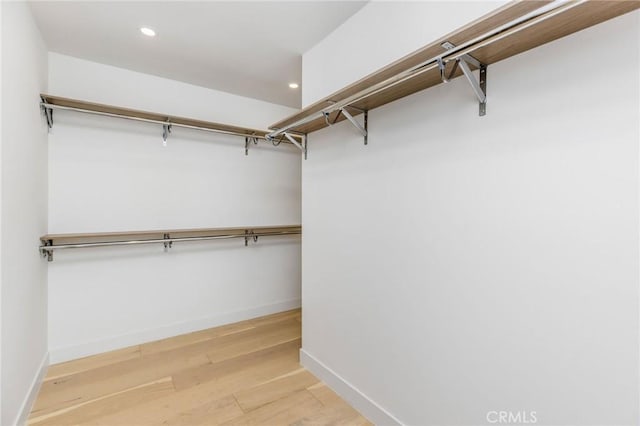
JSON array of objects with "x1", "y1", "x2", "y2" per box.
[{"x1": 39, "y1": 225, "x2": 302, "y2": 261}]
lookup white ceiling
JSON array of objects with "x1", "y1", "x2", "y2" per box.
[{"x1": 29, "y1": 1, "x2": 367, "y2": 108}]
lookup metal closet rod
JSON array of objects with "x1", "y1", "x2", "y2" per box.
[
  {"x1": 267, "y1": 0, "x2": 583, "y2": 138},
  {"x1": 41, "y1": 102, "x2": 304, "y2": 143},
  {"x1": 40, "y1": 230, "x2": 301, "y2": 252}
]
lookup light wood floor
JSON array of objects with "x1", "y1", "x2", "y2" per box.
[{"x1": 28, "y1": 309, "x2": 371, "y2": 425}]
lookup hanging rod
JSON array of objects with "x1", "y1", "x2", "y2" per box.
[
  {"x1": 41, "y1": 102, "x2": 276, "y2": 140},
  {"x1": 39, "y1": 226, "x2": 301, "y2": 262},
  {"x1": 39, "y1": 94, "x2": 304, "y2": 152},
  {"x1": 267, "y1": 0, "x2": 587, "y2": 139},
  {"x1": 40, "y1": 230, "x2": 300, "y2": 251}
]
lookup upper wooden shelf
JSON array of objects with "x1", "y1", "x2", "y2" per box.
[
  {"x1": 41, "y1": 94, "x2": 272, "y2": 139},
  {"x1": 269, "y1": 0, "x2": 639, "y2": 135}
]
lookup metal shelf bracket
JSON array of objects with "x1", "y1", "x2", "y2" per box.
[
  {"x1": 437, "y1": 57, "x2": 459, "y2": 83},
  {"x1": 323, "y1": 110, "x2": 344, "y2": 127},
  {"x1": 244, "y1": 135, "x2": 258, "y2": 156},
  {"x1": 41, "y1": 99, "x2": 54, "y2": 129},
  {"x1": 458, "y1": 58, "x2": 487, "y2": 116},
  {"x1": 283, "y1": 132, "x2": 305, "y2": 154},
  {"x1": 162, "y1": 123, "x2": 172, "y2": 146},
  {"x1": 264, "y1": 132, "x2": 305, "y2": 158},
  {"x1": 303, "y1": 134, "x2": 308, "y2": 160},
  {"x1": 163, "y1": 233, "x2": 172, "y2": 252},
  {"x1": 41, "y1": 239, "x2": 53, "y2": 262},
  {"x1": 244, "y1": 230, "x2": 258, "y2": 246},
  {"x1": 340, "y1": 107, "x2": 368, "y2": 145},
  {"x1": 441, "y1": 41, "x2": 487, "y2": 116}
]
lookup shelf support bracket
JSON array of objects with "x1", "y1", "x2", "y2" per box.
[
  {"x1": 323, "y1": 110, "x2": 344, "y2": 127},
  {"x1": 284, "y1": 132, "x2": 304, "y2": 152},
  {"x1": 265, "y1": 133, "x2": 305, "y2": 157},
  {"x1": 303, "y1": 134, "x2": 308, "y2": 160},
  {"x1": 163, "y1": 233, "x2": 172, "y2": 252},
  {"x1": 41, "y1": 101, "x2": 53, "y2": 130},
  {"x1": 41, "y1": 239, "x2": 53, "y2": 262},
  {"x1": 441, "y1": 41, "x2": 487, "y2": 116},
  {"x1": 340, "y1": 107, "x2": 368, "y2": 145},
  {"x1": 162, "y1": 123, "x2": 172, "y2": 146},
  {"x1": 437, "y1": 57, "x2": 459, "y2": 83},
  {"x1": 244, "y1": 230, "x2": 258, "y2": 246},
  {"x1": 245, "y1": 135, "x2": 258, "y2": 156},
  {"x1": 457, "y1": 58, "x2": 487, "y2": 116}
]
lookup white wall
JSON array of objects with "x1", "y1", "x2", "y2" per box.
[
  {"x1": 48, "y1": 53, "x2": 296, "y2": 130},
  {"x1": 1, "y1": 4, "x2": 3, "y2": 423},
  {"x1": 302, "y1": 1, "x2": 506, "y2": 107},
  {"x1": 47, "y1": 54, "x2": 302, "y2": 363},
  {"x1": 301, "y1": 5, "x2": 640, "y2": 426},
  {"x1": 1, "y1": 2, "x2": 49, "y2": 425}
]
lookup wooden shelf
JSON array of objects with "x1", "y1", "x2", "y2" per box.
[
  {"x1": 41, "y1": 94, "x2": 273, "y2": 139},
  {"x1": 269, "y1": 0, "x2": 639, "y2": 135},
  {"x1": 41, "y1": 225, "x2": 302, "y2": 246}
]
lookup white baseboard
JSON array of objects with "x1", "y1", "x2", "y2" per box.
[
  {"x1": 15, "y1": 351, "x2": 49, "y2": 426},
  {"x1": 50, "y1": 299, "x2": 301, "y2": 364},
  {"x1": 300, "y1": 348, "x2": 403, "y2": 426}
]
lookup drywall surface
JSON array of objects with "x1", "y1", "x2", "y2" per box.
[
  {"x1": 0, "y1": 2, "x2": 3, "y2": 423},
  {"x1": 47, "y1": 53, "x2": 302, "y2": 362},
  {"x1": 301, "y1": 1, "x2": 506, "y2": 107},
  {"x1": 301, "y1": 8, "x2": 640, "y2": 426},
  {"x1": 0, "y1": 3, "x2": 3, "y2": 423},
  {"x1": 1, "y1": 2, "x2": 49, "y2": 425},
  {"x1": 48, "y1": 53, "x2": 295, "y2": 130}
]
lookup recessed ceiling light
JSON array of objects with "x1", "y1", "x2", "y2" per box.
[
  {"x1": 289, "y1": 83, "x2": 299, "y2": 89},
  {"x1": 140, "y1": 27, "x2": 156, "y2": 37}
]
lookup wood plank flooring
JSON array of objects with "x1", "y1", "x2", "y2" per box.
[{"x1": 29, "y1": 309, "x2": 371, "y2": 426}]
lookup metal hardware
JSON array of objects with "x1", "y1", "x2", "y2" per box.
[
  {"x1": 441, "y1": 40, "x2": 482, "y2": 74},
  {"x1": 340, "y1": 107, "x2": 368, "y2": 145},
  {"x1": 437, "y1": 57, "x2": 449, "y2": 83},
  {"x1": 42, "y1": 104, "x2": 54, "y2": 129},
  {"x1": 437, "y1": 57, "x2": 459, "y2": 83},
  {"x1": 442, "y1": 41, "x2": 487, "y2": 116},
  {"x1": 458, "y1": 53, "x2": 481, "y2": 69},
  {"x1": 283, "y1": 132, "x2": 304, "y2": 153},
  {"x1": 364, "y1": 111, "x2": 369, "y2": 145},
  {"x1": 457, "y1": 58, "x2": 487, "y2": 115},
  {"x1": 332, "y1": 110, "x2": 343, "y2": 125},
  {"x1": 245, "y1": 135, "x2": 259, "y2": 155},
  {"x1": 38, "y1": 102, "x2": 302, "y2": 151},
  {"x1": 323, "y1": 110, "x2": 343, "y2": 126},
  {"x1": 479, "y1": 65, "x2": 487, "y2": 116},
  {"x1": 364, "y1": 111, "x2": 368, "y2": 145},
  {"x1": 244, "y1": 230, "x2": 258, "y2": 246},
  {"x1": 303, "y1": 134, "x2": 308, "y2": 160},
  {"x1": 321, "y1": 107, "x2": 365, "y2": 144},
  {"x1": 39, "y1": 229, "x2": 301, "y2": 261},
  {"x1": 266, "y1": 0, "x2": 584, "y2": 139},
  {"x1": 41, "y1": 239, "x2": 53, "y2": 262},
  {"x1": 162, "y1": 123, "x2": 172, "y2": 146},
  {"x1": 163, "y1": 233, "x2": 172, "y2": 252},
  {"x1": 441, "y1": 41, "x2": 456, "y2": 50},
  {"x1": 41, "y1": 96, "x2": 54, "y2": 129}
]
